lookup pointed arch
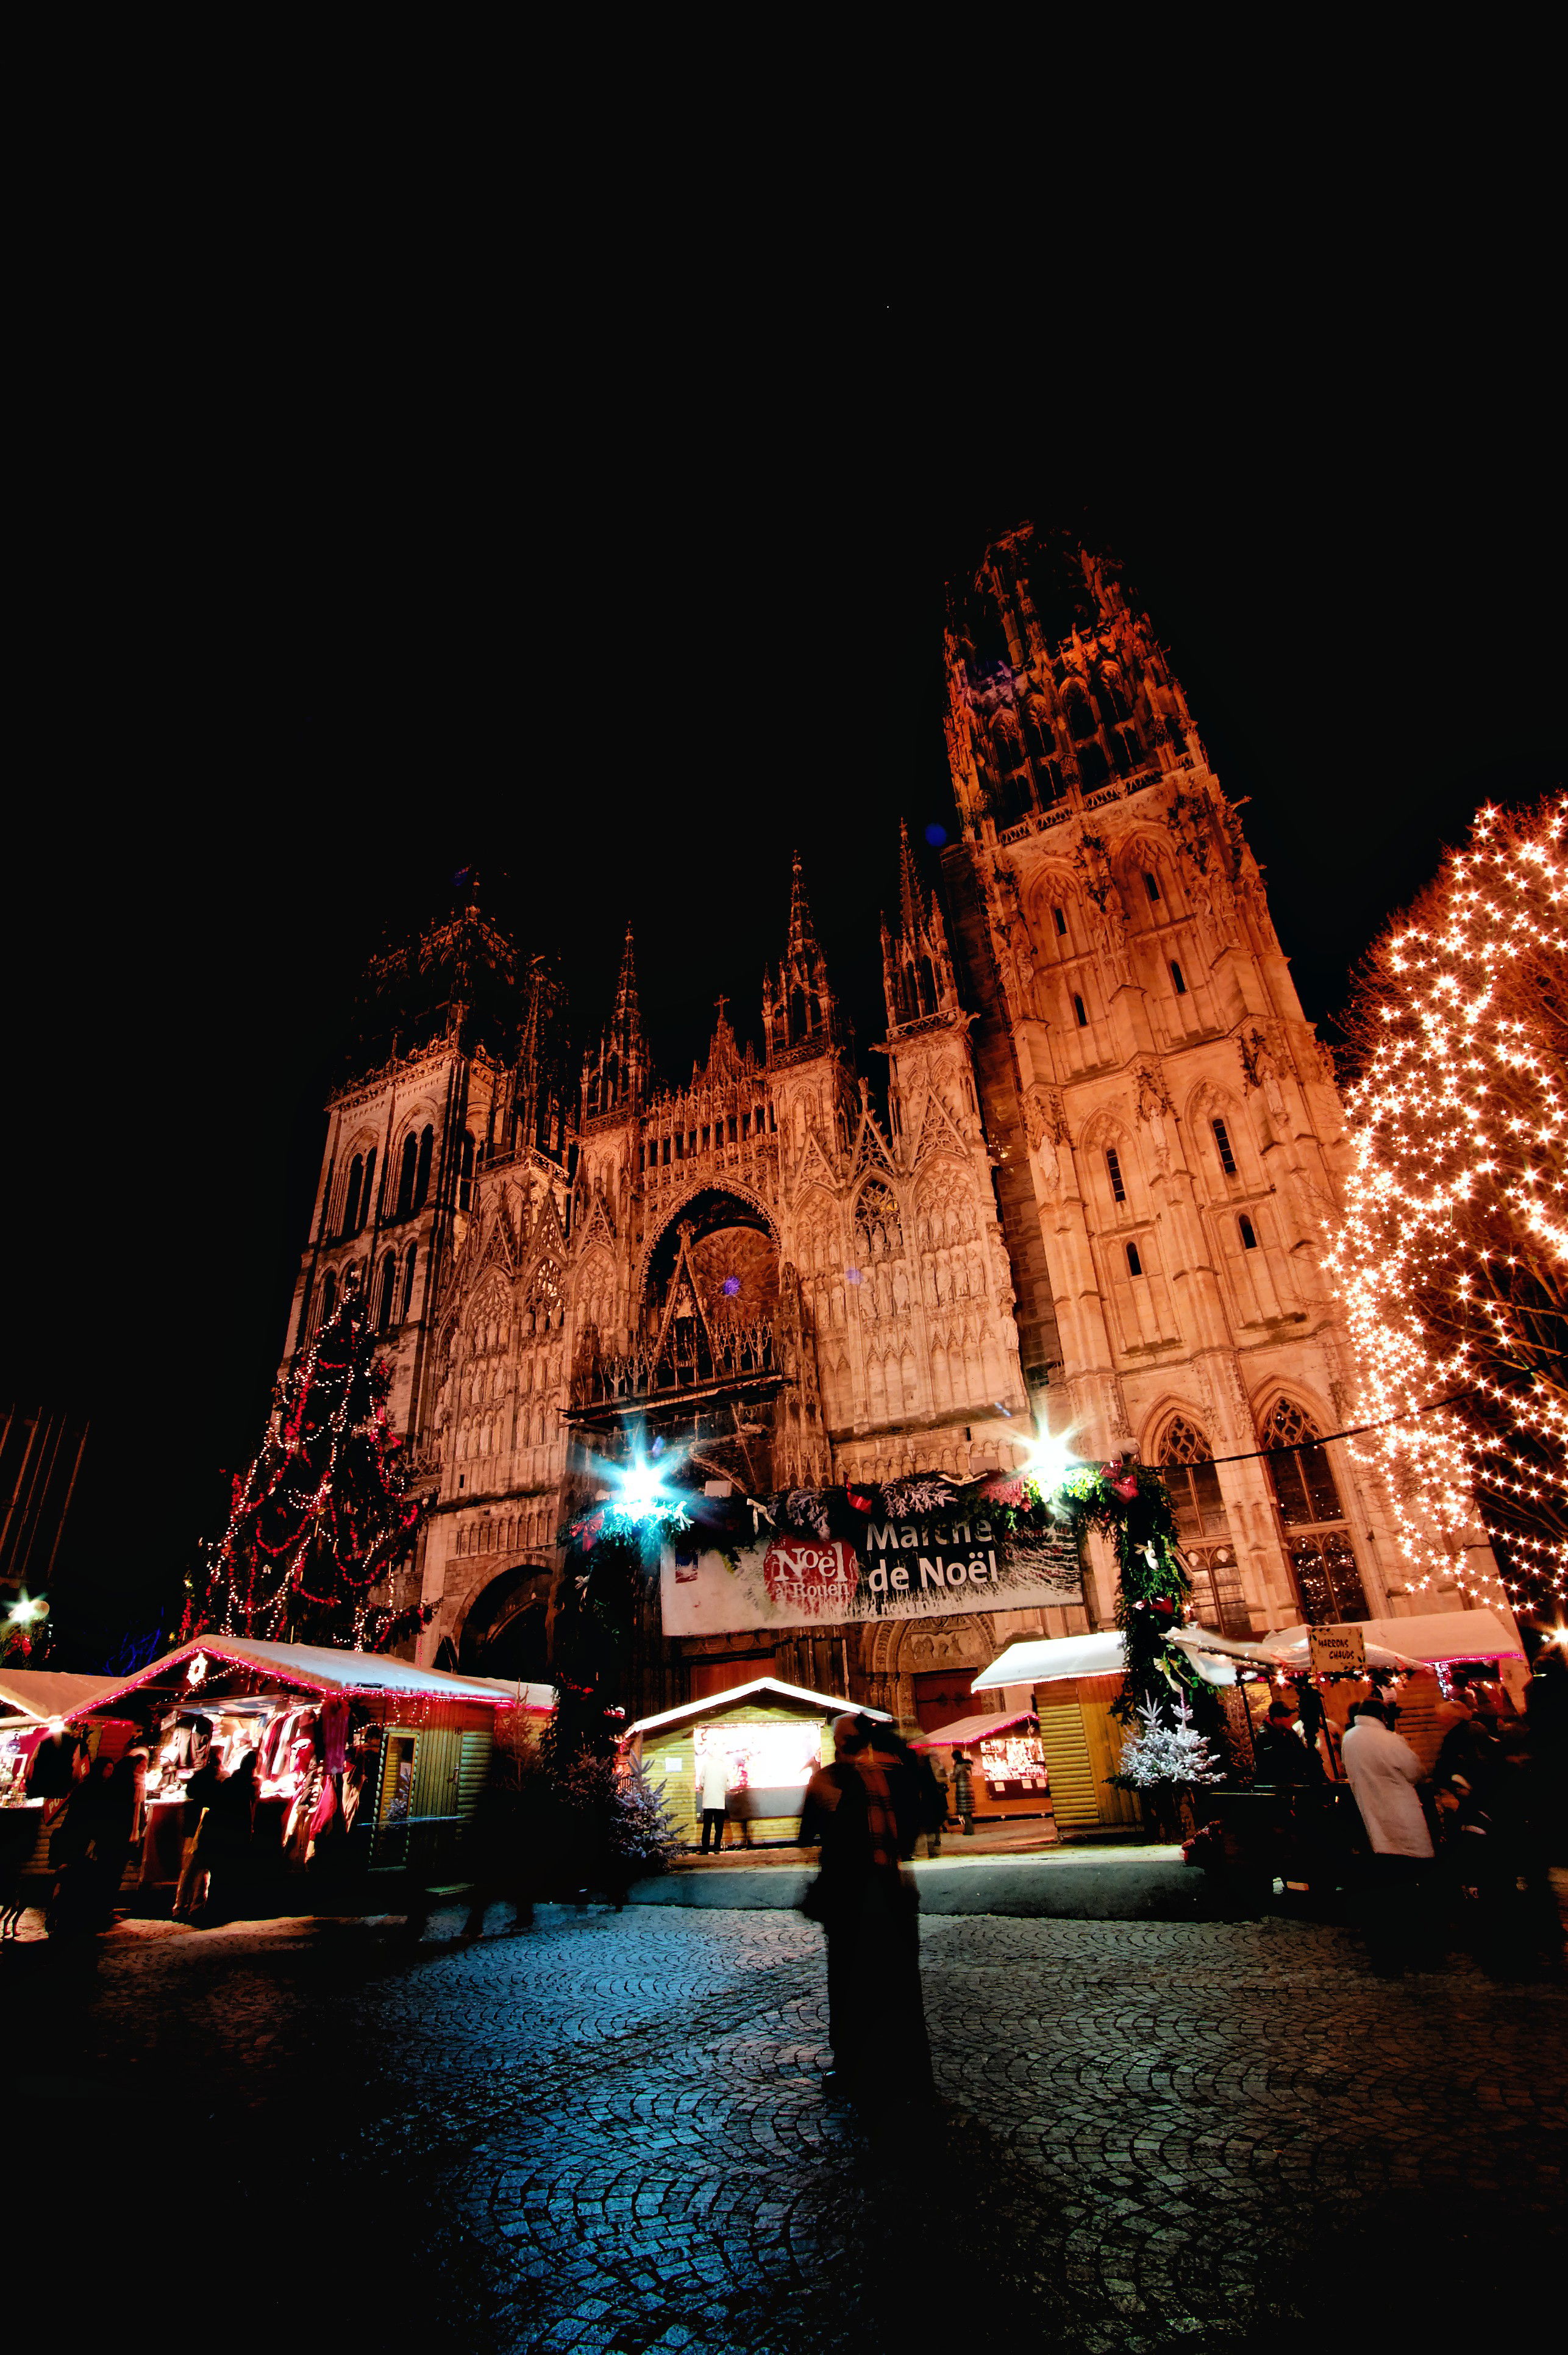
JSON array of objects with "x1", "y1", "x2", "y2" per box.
[{"x1": 1254, "y1": 1391, "x2": 1368, "y2": 1624}]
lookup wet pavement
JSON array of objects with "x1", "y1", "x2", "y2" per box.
[{"x1": 9, "y1": 1899, "x2": 1565, "y2": 2351}]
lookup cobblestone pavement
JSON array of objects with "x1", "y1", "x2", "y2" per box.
[{"x1": 10, "y1": 1903, "x2": 1566, "y2": 2352}]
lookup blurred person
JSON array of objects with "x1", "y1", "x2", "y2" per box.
[
  {"x1": 199, "y1": 1749, "x2": 258, "y2": 1923},
  {"x1": 925, "y1": 1756, "x2": 949, "y2": 1856},
  {"x1": 173, "y1": 1743, "x2": 224, "y2": 1921},
  {"x1": 1341, "y1": 1695, "x2": 1436, "y2": 1973},
  {"x1": 800, "y1": 1715, "x2": 935, "y2": 2109},
  {"x1": 950, "y1": 1748, "x2": 975, "y2": 1837},
  {"x1": 1526, "y1": 1646, "x2": 1568, "y2": 1864}
]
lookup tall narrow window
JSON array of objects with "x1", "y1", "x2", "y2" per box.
[
  {"x1": 358, "y1": 1149, "x2": 376, "y2": 1232},
  {"x1": 320, "y1": 1270, "x2": 337, "y2": 1323},
  {"x1": 1074, "y1": 993, "x2": 1089, "y2": 1027},
  {"x1": 1158, "y1": 1415, "x2": 1250, "y2": 1637},
  {"x1": 402, "y1": 1243, "x2": 418, "y2": 1318},
  {"x1": 458, "y1": 1132, "x2": 475, "y2": 1211},
  {"x1": 1053, "y1": 906, "x2": 1067, "y2": 937},
  {"x1": 1171, "y1": 961, "x2": 1187, "y2": 995},
  {"x1": 1144, "y1": 871, "x2": 1161, "y2": 902},
  {"x1": 414, "y1": 1124, "x2": 433, "y2": 1209},
  {"x1": 1212, "y1": 1118, "x2": 1237, "y2": 1176},
  {"x1": 1261, "y1": 1397, "x2": 1368, "y2": 1624},
  {"x1": 376, "y1": 1251, "x2": 396, "y2": 1334},
  {"x1": 1125, "y1": 1242, "x2": 1143, "y2": 1276},
  {"x1": 1106, "y1": 1148, "x2": 1127, "y2": 1204},
  {"x1": 343, "y1": 1156, "x2": 364, "y2": 1237},
  {"x1": 396, "y1": 1132, "x2": 418, "y2": 1218},
  {"x1": 1239, "y1": 1214, "x2": 1258, "y2": 1250}
]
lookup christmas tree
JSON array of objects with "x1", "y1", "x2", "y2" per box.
[
  {"x1": 1115, "y1": 1696, "x2": 1222, "y2": 1791},
  {"x1": 184, "y1": 1277, "x2": 430, "y2": 1650}
]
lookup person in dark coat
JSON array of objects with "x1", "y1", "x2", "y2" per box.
[
  {"x1": 199, "y1": 1749, "x2": 258, "y2": 1923},
  {"x1": 800, "y1": 1715, "x2": 935, "y2": 2109},
  {"x1": 173, "y1": 1748, "x2": 224, "y2": 1920},
  {"x1": 950, "y1": 1748, "x2": 975, "y2": 1835},
  {"x1": 1253, "y1": 1699, "x2": 1327, "y2": 1785},
  {"x1": 46, "y1": 1756, "x2": 118, "y2": 1934}
]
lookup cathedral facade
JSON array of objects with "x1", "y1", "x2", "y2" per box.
[{"x1": 280, "y1": 527, "x2": 1474, "y2": 1723}]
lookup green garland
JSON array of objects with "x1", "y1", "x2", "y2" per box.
[
  {"x1": 557, "y1": 1457, "x2": 1215, "y2": 1755},
  {"x1": 1057, "y1": 1461, "x2": 1206, "y2": 1730}
]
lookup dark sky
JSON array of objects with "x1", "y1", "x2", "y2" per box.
[{"x1": 7, "y1": 209, "x2": 1561, "y2": 1663}]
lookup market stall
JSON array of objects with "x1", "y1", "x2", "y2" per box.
[
  {"x1": 970, "y1": 1632, "x2": 1141, "y2": 1829},
  {"x1": 910, "y1": 1707, "x2": 1058, "y2": 1831},
  {"x1": 0, "y1": 1638, "x2": 554, "y2": 1914},
  {"x1": 0, "y1": 1670, "x2": 140, "y2": 1893},
  {"x1": 624, "y1": 1677, "x2": 893, "y2": 1846}
]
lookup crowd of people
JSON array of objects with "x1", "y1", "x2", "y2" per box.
[
  {"x1": 1263, "y1": 1658, "x2": 1566, "y2": 1976},
  {"x1": 40, "y1": 1735, "x2": 263, "y2": 1934}
]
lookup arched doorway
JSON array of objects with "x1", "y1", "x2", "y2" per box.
[{"x1": 457, "y1": 1564, "x2": 553, "y2": 1681}]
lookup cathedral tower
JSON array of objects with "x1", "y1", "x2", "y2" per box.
[{"x1": 940, "y1": 523, "x2": 1409, "y2": 1635}]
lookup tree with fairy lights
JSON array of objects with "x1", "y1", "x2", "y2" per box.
[
  {"x1": 1326, "y1": 796, "x2": 1568, "y2": 1614},
  {"x1": 184, "y1": 1278, "x2": 430, "y2": 1649}
]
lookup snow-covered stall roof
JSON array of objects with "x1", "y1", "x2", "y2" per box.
[
  {"x1": 0, "y1": 1668, "x2": 126, "y2": 1723},
  {"x1": 626, "y1": 1678, "x2": 893, "y2": 1741},
  {"x1": 35, "y1": 1637, "x2": 555, "y2": 1722}
]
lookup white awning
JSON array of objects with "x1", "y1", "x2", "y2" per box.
[
  {"x1": 1264, "y1": 1609, "x2": 1522, "y2": 1668},
  {"x1": 971, "y1": 1631, "x2": 1124, "y2": 1692}
]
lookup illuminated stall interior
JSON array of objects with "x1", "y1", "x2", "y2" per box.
[
  {"x1": 625, "y1": 1677, "x2": 893, "y2": 1846},
  {"x1": 0, "y1": 1640, "x2": 551, "y2": 1901},
  {"x1": 910, "y1": 1707, "x2": 1059, "y2": 1830}
]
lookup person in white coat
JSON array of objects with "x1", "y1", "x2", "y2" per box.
[
  {"x1": 697, "y1": 1746, "x2": 731, "y2": 1854},
  {"x1": 1341, "y1": 1693, "x2": 1435, "y2": 1971}
]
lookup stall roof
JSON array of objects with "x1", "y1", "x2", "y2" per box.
[
  {"x1": 0, "y1": 1668, "x2": 126, "y2": 1721},
  {"x1": 971, "y1": 1631, "x2": 1125, "y2": 1692},
  {"x1": 1264, "y1": 1610, "x2": 1522, "y2": 1667},
  {"x1": 910, "y1": 1709, "x2": 1035, "y2": 1749},
  {"x1": 626, "y1": 1678, "x2": 894, "y2": 1740},
  {"x1": 36, "y1": 1637, "x2": 555, "y2": 1721}
]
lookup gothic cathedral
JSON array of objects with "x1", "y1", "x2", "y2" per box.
[{"x1": 282, "y1": 526, "x2": 1452, "y2": 1722}]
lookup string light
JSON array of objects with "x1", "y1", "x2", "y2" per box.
[
  {"x1": 184, "y1": 1284, "x2": 427, "y2": 1649},
  {"x1": 1325, "y1": 797, "x2": 1568, "y2": 1612}
]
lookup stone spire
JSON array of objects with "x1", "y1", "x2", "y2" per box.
[
  {"x1": 882, "y1": 821, "x2": 959, "y2": 1032},
  {"x1": 764, "y1": 851, "x2": 842, "y2": 1061},
  {"x1": 582, "y1": 922, "x2": 648, "y2": 1119}
]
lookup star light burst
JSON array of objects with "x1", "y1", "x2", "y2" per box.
[{"x1": 1325, "y1": 797, "x2": 1568, "y2": 1612}]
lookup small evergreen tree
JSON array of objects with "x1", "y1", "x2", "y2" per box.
[{"x1": 184, "y1": 1279, "x2": 429, "y2": 1649}]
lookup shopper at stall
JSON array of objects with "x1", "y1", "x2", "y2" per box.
[
  {"x1": 1254, "y1": 1699, "x2": 1327, "y2": 1786},
  {"x1": 799, "y1": 1715, "x2": 935, "y2": 2109},
  {"x1": 950, "y1": 1749, "x2": 975, "y2": 1837},
  {"x1": 1341, "y1": 1694, "x2": 1435, "y2": 1973},
  {"x1": 697, "y1": 1745, "x2": 732, "y2": 1854},
  {"x1": 199, "y1": 1748, "x2": 259, "y2": 1923},
  {"x1": 173, "y1": 1745, "x2": 224, "y2": 1921},
  {"x1": 46, "y1": 1756, "x2": 118, "y2": 1935},
  {"x1": 925, "y1": 1758, "x2": 949, "y2": 1857}
]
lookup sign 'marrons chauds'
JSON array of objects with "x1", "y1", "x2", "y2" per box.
[{"x1": 660, "y1": 1507, "x2": 1082, "y2": 1638}]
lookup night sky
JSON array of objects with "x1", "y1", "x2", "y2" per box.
[{"x1": 7, "y1": 248, "x2": 1561, "y2": 1664}]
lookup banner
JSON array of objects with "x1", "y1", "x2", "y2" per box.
[{"x1": 661, "y1": 1507, "x2": 1082, "y2": 1637}]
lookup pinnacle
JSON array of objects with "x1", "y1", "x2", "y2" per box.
[
  {"x1": 786, "y1": 849, "x2": 817, "y2": 955},
  {"x1": 897, "y1": 818, "x2": 924, "y2": 941}
]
